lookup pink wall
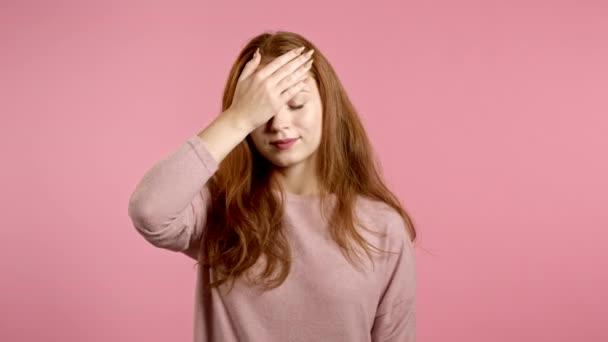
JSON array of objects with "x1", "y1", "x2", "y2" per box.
[{"x1": 2, "y1": 0, "x2": 606, "y2": 341}]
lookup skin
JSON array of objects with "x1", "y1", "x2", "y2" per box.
[{"x1": 249, "y1": 71, "x2": 324, "y2": 196}]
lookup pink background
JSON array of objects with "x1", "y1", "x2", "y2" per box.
[{"x1": 2, "y1": 0, "x2": 607, "y2": 341}]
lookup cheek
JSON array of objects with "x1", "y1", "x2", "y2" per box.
[
  {"x1": 249, "y1": 130, "x2": 265, "y2": 148},
  {"x1": 251, "y1": 127, "x2": 265, "y2": 140},
  {"x1": 295, "y1": 108, "x2": 322, "y2": 130}
]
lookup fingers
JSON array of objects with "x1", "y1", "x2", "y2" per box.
[
  {"x1": 275, "y1": 58, "x2": 314, "y2": 94},
  {"x1": 280, "y1": 76, "x2": 312, "y2": 102},
  {"x1": 268, "y1": 49, "x2": 314, "y2": 87},
  {"x1": 237, "y1": 48, "x2": 260, "y2": 82},
  {"x1": 254, "y1": 46, "x2": 306, "y2": 80}
]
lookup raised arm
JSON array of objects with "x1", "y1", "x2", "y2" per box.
[
  {"x1": 128, "y1": 45, "x2": 315, "y2": 260},
  {"x1": 127, "y1": 110, "x2": 252, "y2": 260}
]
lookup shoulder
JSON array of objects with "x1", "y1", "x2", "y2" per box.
[{"x1": 354, "y1": 196, "x2": 412, "y2": 250}]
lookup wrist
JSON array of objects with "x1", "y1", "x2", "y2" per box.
[{"x1": 222, "y1": 108, "x2": 254, "y2": 135}]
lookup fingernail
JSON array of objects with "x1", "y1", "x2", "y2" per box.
[{"x1": 296, "y1": 46, "x2": 305, "y2": 54}]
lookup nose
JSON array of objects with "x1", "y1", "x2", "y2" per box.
[{"x1": 268, "y1": 105, "x2": 292, "y2": 132}]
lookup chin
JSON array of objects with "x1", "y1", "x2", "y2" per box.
[{"x1": 269, "y1": 157, "x2": 300, "y2": 168}]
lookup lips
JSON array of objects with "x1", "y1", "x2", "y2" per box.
[{"x1": 270, "y1": 137, "x2": 299, "y2": 150}]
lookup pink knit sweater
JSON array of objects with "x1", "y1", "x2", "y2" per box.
[{"x1": 128, "y1": 135, "x2": 416, "y2": 341}]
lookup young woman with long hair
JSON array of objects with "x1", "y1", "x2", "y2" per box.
[{"x1": 128, "y1": 31, "x2": 417, "y2": 341}]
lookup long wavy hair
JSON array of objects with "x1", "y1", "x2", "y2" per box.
[{"x1": 195, "y1": 31, "x2": 417, "y2": 295}]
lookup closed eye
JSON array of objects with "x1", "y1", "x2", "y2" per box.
[{"x1": 289, "y1": 104, "x2": 304, "y2": 110}]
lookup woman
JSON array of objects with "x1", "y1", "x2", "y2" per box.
[{"x1": 128, "y1": 31, "x2": 417, "y2": 342}]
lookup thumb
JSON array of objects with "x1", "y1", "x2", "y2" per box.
[{"x1": 238, "y1": 48, "x2": 260, "y2": 82}]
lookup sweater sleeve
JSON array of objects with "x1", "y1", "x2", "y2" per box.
[
  {"x1": 127, "y1": 135, "x2": 219, "y2": 254},
  {"x1": 371, "y1": 215, "x2": 416, "y2": 342}
]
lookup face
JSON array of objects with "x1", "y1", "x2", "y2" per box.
[{"x1": 249, "y1": 72, "x2": 323, "y2": 170}]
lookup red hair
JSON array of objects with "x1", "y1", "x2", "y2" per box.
[{"x1": 196, "y1": 31, "x2": 417, "y2": 294}]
